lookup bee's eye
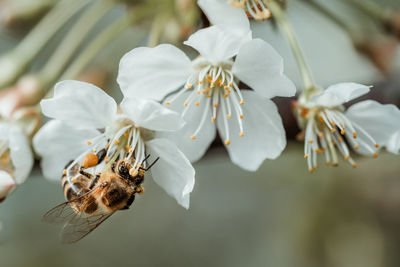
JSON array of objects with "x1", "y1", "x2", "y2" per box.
[{"x1": 118, "y1": 164, "x2": 129, "y2": 178}]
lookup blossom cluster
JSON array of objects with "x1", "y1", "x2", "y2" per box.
[{"x1": 0, "y1": 0, "x2": 399, "y2": 211}]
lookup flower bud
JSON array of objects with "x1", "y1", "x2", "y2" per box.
[{"x1": 0, "y1": 171, "x2": 15, "y2": 203}]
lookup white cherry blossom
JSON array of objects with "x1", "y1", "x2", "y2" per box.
[
  {"x1": 0, "y1": 123, "x2": 33, "y2": 202},
  {"x1": 118, "y1": 26, "x2": 296, "y2": 171},
  {"x1": 296, "y1": 83, "x2": 400, "y2": 172},
  {"x1": 33, "y1": 80, "x2": 195, "y2": 209}
]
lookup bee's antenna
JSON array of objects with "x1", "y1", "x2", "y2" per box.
[
  {"x1": 145, "y1": 157, "x2": 160, "y2": 171},
  {"x1": 141, "y1": 154, "x2": 151, "y2": 165}
]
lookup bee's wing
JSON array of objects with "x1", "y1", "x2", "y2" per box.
[
  {"x1": 60, "y1": 211, "x2": 115, "y2": 244},
  {"x1": 42, "y1": 189, "x2": 94, "y2": 225}
]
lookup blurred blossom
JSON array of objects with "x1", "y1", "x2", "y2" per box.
[
  {"x1": 33, "y1": 80, "x2": 195, "y2": 209},
  {"x1": 296, "y1": 83, "x2": 400, "y2": 172},
  {"x1": 118, "y1": 25, "x2": 295, "y2": 171},
  {"x1": 0, "y1": 123, "x2": 34, "y2": 202}
]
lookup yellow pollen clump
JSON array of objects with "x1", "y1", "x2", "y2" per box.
[
  {"x1": 129, "y1": 168, "x2": 138, "y2": 177},
  {"x1": 240, "y1": 100, "x2": 244, "y2": 105},
  {"x1": 186, "y1": 84, "x2": 192, "y2": 89},
  {"x1": 213, "y1": 103, "x2": 218, "y2": 108},
  {"x1": 124, "y1": 145, "x2": 131, "y2": 151},
  {"x1": 227, "y1": 114, "x2": 232, "y2": 119},
  {"x1": 211, "y1": 117, "x2": 216, "y2": 122},
  {"x1": 375, "y1": 144, "x2": 379, "y2": 148},
  {"x1": 105, "y1": 156, "x2": 109, "y2": 160},
  {"x1": 93, "y1": 149, "x2": 97, "y2": 153},
  {"x1": 372, "y1": 153, "x2": 378, "y2": 158},
  {"x1": 308, "y1": 168, "x2": 313, "y2": 173},
  {"x1": 352, "y1": 163, "x2": 358, "y2": 168},
  {"x1": 330, "y1": 129, "x2": 335, "y2": 133},
  {"x1": 82, "y1": 153, "x2": 98, "y2": 168},
  {"x1": 229, "y1": 83, "x2": 233, "y2": 87},
  {"x1": 63, "y1": 169, "x2": 67, "y2": 175},
  {"x1": 304, "y1": 154, "x2": 309, "y2": 159},
  {"x1": 340, "y1": 129, "x2": 345, "y2": 135},
  {"x1": 353, "y1": 132, "x2": 357, "y2": 138},
  {"x1": 240, "y1": 115, "x2": 244, "y2": 119},
  {"x1": 114, "y1": 139, "x2": 120, "y2": 145},
  {"x1": 224, "y1": 140, "x2": 231, "y2": 146},
  {"x1": 224, "y1": 86, "x2": 229, "y2": 90},
  {"x1": 345, "y1": 156, "x2": 349, "y2": 161},
  {"x1": 190, "y1": 135, "x2": 196, "y2": 140},
  {"x1": 354, "y1": 144, "x2": 359, "y2": 150},
  {"x1": 195, "y1": 102, "x2": 199, "y2": 107},
  {"x1": 87, "y1": 141, "x2": 92, "y2": 145},
  {"x1": 239, "y1": 132, "x2": 244, "y2": 137}
]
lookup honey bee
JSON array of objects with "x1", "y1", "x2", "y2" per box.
[{"x1": 43, "y1": 148, "x2": 158, "y2": 243}]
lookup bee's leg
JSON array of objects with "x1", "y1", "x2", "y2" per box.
[
  {"x1": 79, "y1": 166, "x2": 93, "y2": 179},
  {"x1": 89, "y1": 174, "x2": 100, "y2": 190},
  {"x1": 121, "y1": 194, "x2": 135, "y2": 210},
  {"x1": 96, "y1": 149, "x2": 107, "y2": 164}
]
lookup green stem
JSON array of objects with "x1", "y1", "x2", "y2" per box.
[
  {"x1": 346, "y1": 0, "x2": 392, "y2": 22},
  {"x1": 0, "y1": 0, "x2": 90, "y2": 87},
  {"x1": 267, "y1": 0, "x2": 316, "y2": 95},
  {"x1": 40, "y1": 0, "x2": 114, "y2": 91},
  {"x1": 61, "y1": 6, "x2": 150, "y2": 81}
]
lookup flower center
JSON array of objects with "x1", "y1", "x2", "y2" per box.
[
  {"x1": 230, "y1": 0, "x2": 271, "y2": 21},
  {"x1": 0, "y1": 141, "x2": 13, "y2": 174},
  {"x1": 165, "y1": 58, "x2": 245, "y2": 145},
  {"x1": 300, "y1": 106, "x2": 379, "y2": 172},
  {"x1": 64, "y1": 122, "x2": 152, "y2": 194}
]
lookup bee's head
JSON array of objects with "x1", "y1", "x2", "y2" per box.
[{"x1": 112, "y1": 160, "x2": 145, "y2": 186}]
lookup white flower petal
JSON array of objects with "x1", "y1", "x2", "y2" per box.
[
  {"x1": 156, "y1": 91, "x2": 217, "y2": 162},
  {"x1": 33, "y1": 120, "x2": 99, "y2": 181},
  {"x1": 0, "y1": 171, "x2": 15, "y2": 200},
  {"x1": 184, "y1": 26, "x2": 250, "y2": 64},
  {"x1": 198, "y1": 0, "x2": 250, "y2": 37},
  {"x1": 41, "y1": 80, "x2": 117, "y2": 129},
  {"x1": 121, "y1": 97, "x2": 185, "y2": 132},
  {"x1": 8, "y1": 127, "x2": 33, "y2": 184},
  {"x1": 146, "y1": 138, "x2": 195, "y2": 209},
  {"x1": 217, "y1": 90, "x2": 286, "y2": 171},
  {"x1": 387, "y1": 131, "x2": 400, "y2": 154},
  {"x1": 117, "y1": 45, "x2": 192, "y2": 101},
  {"x1": 312, "y1": 83, "x2": 371, "y2": 107},
  {"x1": 346, "y1": 100, "x2": 400, "y2": 153},
  {"x1": 232, "y1": 39, "x2": 296, "y2": 98}
]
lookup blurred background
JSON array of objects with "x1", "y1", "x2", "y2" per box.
[{"x1": 0, "y1": 0, "x2": 400, "y2": 266}]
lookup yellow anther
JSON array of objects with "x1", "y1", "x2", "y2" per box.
[
  {"x1": 224, "y1": 86, "x2": 229, "y2": 90},
  {"x1": 195, "y1": 102, "x2": 200, "y2": 107},
  {"x1": 308, "y1": 140, "x2": 313, "y2": 144},
  {"x1": 165, "y1": 101, "x2": 170, "y2": 106},
  {"x1": 105, "y1": 156, "x2": 109, "y2": 161},
  {"x1": 206, "y1": 88, "x2": 211, "y2": 92},
  {"x1": 202, "y1": 89, "x2": 206, "y2": 94},
  {"x1": 214, "y1": 103, "x2": 218, "y2": 108},
  {"x1": 228, "y1": 83, "x2": 233, "y2": 87},
  {"x1": 93, "y1": 149, "x2": 97, "y2": 153},
  {"x1": 198, "y1": 80, "x2": 203, "y2": 85},
  {"x1": 239, "y1": 115, "x2": 244, "y2": 119},
  {"x1": 63, "y1": 169, "x2": 67, "y2": 175},
  {"x1": 114, "y1": 139, "x2": 120, "y2": 145},
  {"x1": 224, "y1": 140, "x2": 231, "y2": 146},
  {"x1": 345, "y1": 156, "x2": 349, "y2": 161},
  {"x1": 330, "y1": 129, "x2": 335, "y2": 133},
  {"x1": 211, "y1": 117, "x2": 216, "y2": 122},
  {"x1": 71, "y1": 177, "x2": 78, "y2": 183},
  {"x1": 197, "y1": 90, "x2": 201, "y2": 94},
  {"x1": 352, "y1": 163, "x2": 358, "y2": 168},
  {"x1": 340, "y1": 129, "x2": 345, "y2": 135},
  {"x1": 240, "y1": 100, "x2": 244, "y2": 105},
  {"x1": 353, "y1": 132, "x2": 357, "y2": 138},
  {"x1": 372, "y1": 153, "x2": 378, "y2": 158},
  {"x1": 129, "y1": 168, "x2": 138, "y2": 177},
  {"x1": 333, "y1": 163, "x2": 339, "y2": 167},
  {"x1": 124, "y1": 145, "x2": 131, "y2": 151},
  {"x1": 338, "y1": 137, "x2": 343, "y2": 142},
  {"x1": 354, "y1": 144, "x2": 359, "y2": 150},
  {"x1": 318, "y1": 132, "x2": 324, "y2": 137},
  {"x1": 87, "y1": 141, "x2": 92, "y2": 145},
  {"x1": 308, "y1": 168, "x2": 313, "y2": 173},
  {"x1": 186, "y1": 84, "x2": 192, "y2": 89},
  {"x1": 239, "y1": 132, "x2": 244, "y2": 137},
  {"x1": 314, "y1": 165, "x2": 318, "y2": 169},
  {"x1": 326, "y1": 161, "x2": 331, "y2": 165},
  {"x1": 190, "y1": 135, "x2": 196, "y2": 140},
  {"x1": 226, "y1": 114, "x2": 232, "y2": 119},
  {"x1": 224, "y1": 94, "x2": 228, "y2": 98},
  {"x1": 304, "y1": 154, "x2": 309, "y2": 159},
  {"x1": 374, "y1": 144, "x2": 379, "y2": 148},
  {"x1": 184, "y1": 102, "x2": 188, "y2": 107}
]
